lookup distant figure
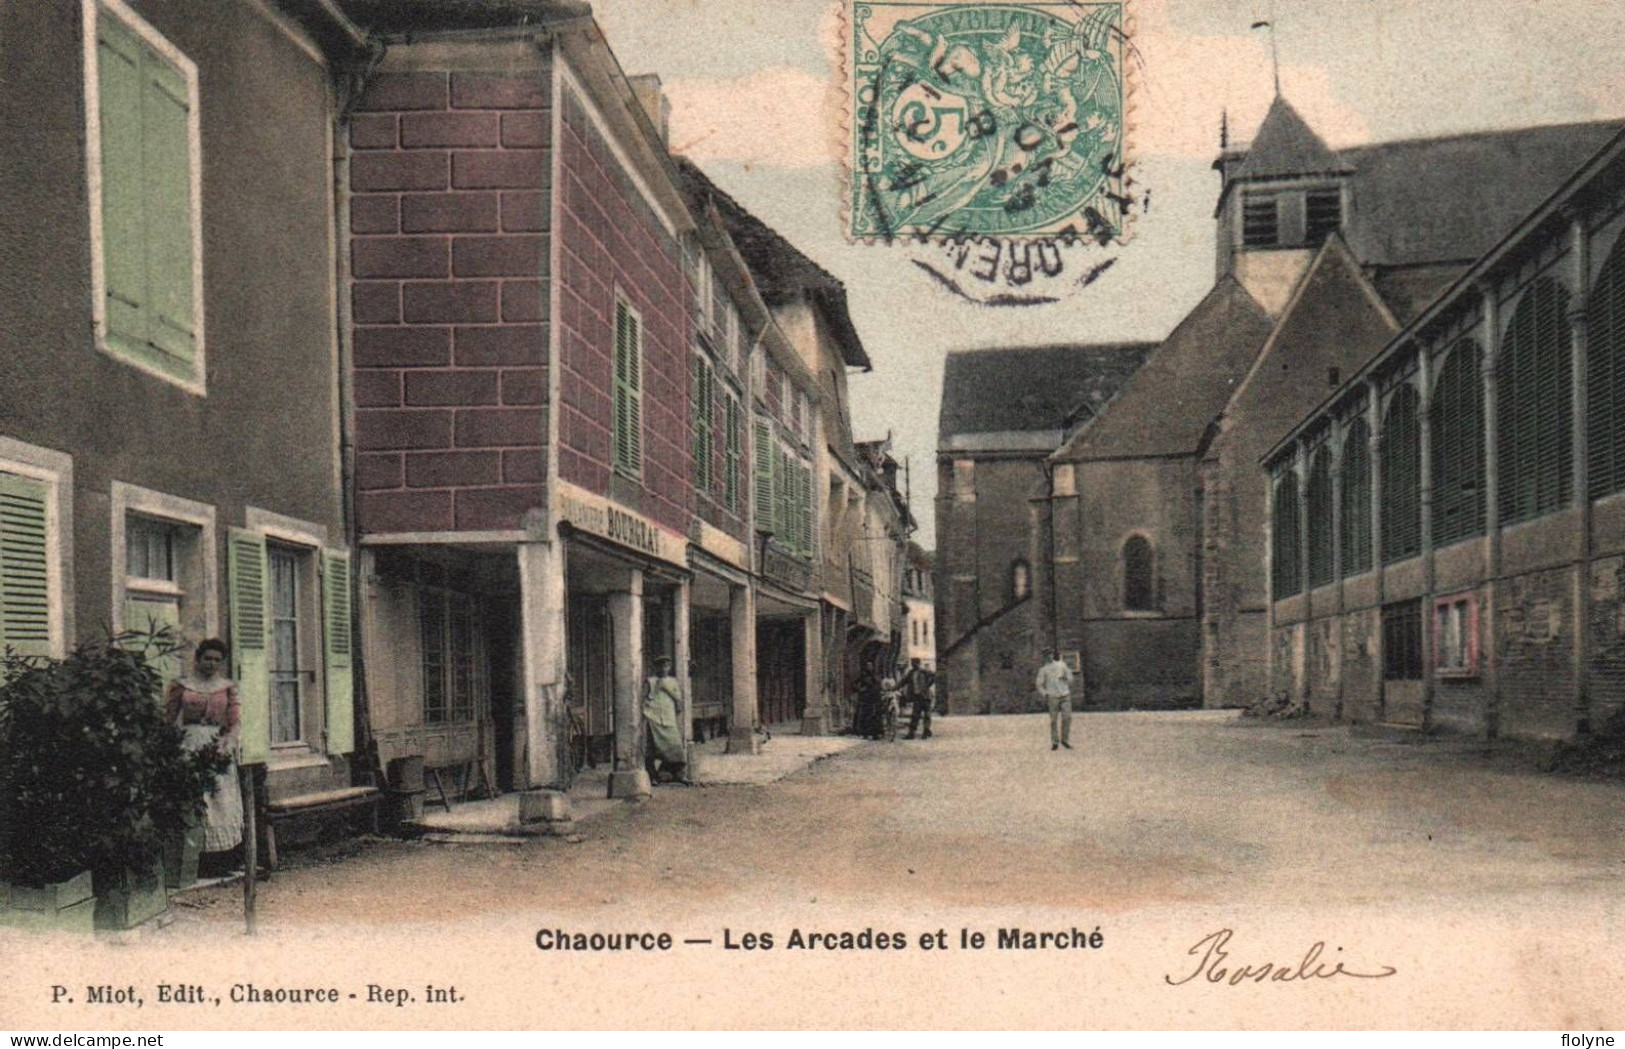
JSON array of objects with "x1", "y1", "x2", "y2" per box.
[
  {"x1": 1035, "y1": 649, "x2": 1075, "y2": 751},
  {"x1": 644, "y1": 657, "x2": 689, "y2": 784},
  {"x1": 902, "y1": 658, "x2": 937, "y2": 740},
  {"x1": 855, "y1": 666, "x2": 885, "y2": 740}
]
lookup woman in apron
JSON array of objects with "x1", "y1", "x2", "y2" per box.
[
  {"x1": 643, "y1": 657, "x2": 690, "y2": 785},
  {"x1": 164, "y1": 638, "x2": 244, "y2": 876}
]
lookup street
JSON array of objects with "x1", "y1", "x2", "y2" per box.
[{"x1": 12, "y1": 711, "x2": 1625, "y2": 1029}]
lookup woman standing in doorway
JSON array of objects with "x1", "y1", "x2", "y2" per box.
[{"x1": 165, "y1": 639, "x2": 244, "y2": 876}]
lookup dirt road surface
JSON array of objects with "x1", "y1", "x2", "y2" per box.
[{"x1": 8, "y1": 711, "x2": 1623, "y2": 1029}]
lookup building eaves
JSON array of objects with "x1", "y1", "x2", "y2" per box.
[{"x1": 333, "y1": 0, "x2": 589, "y2": 37}]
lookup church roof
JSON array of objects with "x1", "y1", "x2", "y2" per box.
[
  {"x1": 1054, "y1": 278, "x2": 1275, "y2": 461},
  {"x1": 1235, "y1": 95, "x2": 1351, "y2": 181},
  {"x1": 938, "y1": 342, "x2": 1155, "y2": 447},
  {"x1": 1339, "y1": 119, "x2": 1625, "y2": 268}
]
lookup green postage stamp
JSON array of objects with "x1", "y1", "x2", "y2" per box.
[{"x1": 847, "y1": 0, "x2": 1130, "y2": 242}]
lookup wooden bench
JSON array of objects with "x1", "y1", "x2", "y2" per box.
[{"x1": 263, "y1": 786, "x2": 381, "y2": 871}]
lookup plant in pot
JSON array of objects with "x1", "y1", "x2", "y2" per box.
[{"x1": 0, "y1": 628, "x2": 228, "y2": 931}]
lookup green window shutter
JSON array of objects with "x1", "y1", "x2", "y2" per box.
[
  {"x1": 752, "y1": 418, "x2": 772, "y2": 526},
  {"x1": 0, "y1": 473, "x2": 53, "y2": 659},
  {"x1": 228, "y1": 528, "x2": 271, "y2": 764},
  {"x1": 800, "y1": 464, "x2": 813, "y2": 553},
  {"x1": 123, "y1": 595, "x2": 181, "y2": 693},
  {"x1": 1588, "y1": 244, "x2": 1625, "y2": 500},
  {"x1": 140, "y1": 55, "x2": 196, "y2": 365},
  {"x1": 613, "y1": 302, "x2": 643, "y2": 477},
  {"x1": 724, "y1": 396, "x2": 742, "y2": 513},
  {"x1": 690, "y1": 358, "x2": 706, "y2": 490},
  {"x1": 775, "y1": 445, "x2": 790, "y2": 548},
  {"x1": 97, "y1": 14, "x2": 147, "y2": 352},
  {"x1": 321, "y1": 548, "x2": 354, "y2": 756}
]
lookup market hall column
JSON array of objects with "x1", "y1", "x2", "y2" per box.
[
  {"x1": 726, "y1": 583, "x2": 759, "y2": 754},
  {"x1": 517, "y1": 536, "x2": 566, "y2": 791},
  {"x1": 608, "y1": 569, "x2": 651, "y2": 798},
  {"x1": 800, "y1": 611, "x2": 827, "y2": 736}
]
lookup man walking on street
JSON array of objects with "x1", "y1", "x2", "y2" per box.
[
  {"x1": 1035, "y1": 649, "x2": 1075, "y2": 751},
  {"x1": 902, "y1": 658, "x2": 936, "y2": 739}
]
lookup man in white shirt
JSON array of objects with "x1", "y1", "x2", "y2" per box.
[{"x1": 1034, "y1": 649, "x2": 1075, "y2": 751}]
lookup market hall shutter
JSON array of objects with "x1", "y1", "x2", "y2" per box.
[
  {"x1": 1381, "y1": 384, "x2": 1421, "y2": 565},
  {"x1": 1431, "y1": 340, "x2": 1486, "y2": 546},
  {"x1": 1305, "y1": 446, "x2": 1333, "y2": 588},
  {"x1": 1588, "y1": 241, "x2": 1625, "y2": 501},
  {"x1": 1497, "y1": 277, "x2": 1572, "y2": 526},
  {"x1": 1271, "y1": 471, "x2": 1301, "y2": 599},
  {"x1": 1340, "y1": 419, "x2": 1372, "y2": 575},
  {"x1": 322, "y1": 548, "x2": 354, "y2": 755},
  {"x1": 0, "y1": 473, "x2": 53, "y2": 660},
  {"x1": 228, "y1": 528, "x2": 271, "y2": 764}
]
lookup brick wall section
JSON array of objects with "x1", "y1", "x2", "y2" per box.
[
  {"x1": 555, "y1": 86, "x2": 690, "y2": 534},
  {"x1": 348, "y1": 68, "x2": 551, "y2": 534}
]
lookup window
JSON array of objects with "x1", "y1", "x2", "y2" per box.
[
  {"x1": 1382, "y1": 599, "x2": 1424, "y2": 681},
  {"x1": 1381, "y1": 384, "x2": 1421, "y2": 564},
  {"x1": 1340, "y1": 419, "x2": 1372, "y2": 575},
  {"x1": 123, "y1": 515, "x2": 186, "y2": 682},
  {"x1": 1434, "y1": 592, "x2": 1479, "y2": 677},
  {"x1": 1122, "y1": 537, "x2": 1153, "y2": 610},
  {"x1": 691, "y1": 355, "x2": 714, "y2": 493},
  {"x1": 1305, "y1": 447, "x2": 1334, "y2": 587},
  {"x1": 1587, "y1": 240, "x2": 1625, "y2": 500},
  {"x1": 710, "y1": 270, "x2": 730, "y2": 350},
  {"x1": 422, "y1": 590, "x2": 478, "y2": 725},
  {"x1": 227, "y1": 528, "x2": 352, "y2": 763},
  {"x1": 1011, "y1": 559, "x2": 1031, "y2": 603},
  {"x1": 953, "y1": 459, "x2": 975, "y2": 500},
  {"x1": 1271, "y1": 471, "x2": 1302, "y2": 598},
  {"x1": 0, "y1": 471, "x2": 55, "y2": 660},
  {"x1": 268, "y1": 545, "x2": 305, "y2": 745},
  {"x1": 1305, "y1": 189, "x2": 1341, "y2": 245},
  {"x1": 613, "y1": 297, "x2": 644, "y2": 478},
  {"x1": 1497, "y1": 277, "x2": 1572, "y2": 525},
  {"x1": 86, "y1": 0, "x2": 203, "y2": 391},
  {"x1": 1431, "y1": 340, "x2": 1486, "y2": 546},
  {"x1": 1242, "y1": 192, "x2": 1279, "y2": 247}
]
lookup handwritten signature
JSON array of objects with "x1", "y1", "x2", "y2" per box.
[{"x1": 1165, "y1": 928, "x2": 1398, "y2": 986}]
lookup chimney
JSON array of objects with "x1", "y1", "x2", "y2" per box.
[{"x1": 627, "y1": 73, "x2": 670, "y2": 144}]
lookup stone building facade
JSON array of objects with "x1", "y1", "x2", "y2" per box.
[{"x1": 1265, "y1": 127, "x2": 1625, "y2": 741}]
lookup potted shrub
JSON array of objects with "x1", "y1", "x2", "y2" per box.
[{"x1": 0, "y1": 629, "x2": 227, "y2": 931}]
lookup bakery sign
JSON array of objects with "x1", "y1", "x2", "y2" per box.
[{"x1": 556, "y1": 481, "x2": 686, "y2": 567}]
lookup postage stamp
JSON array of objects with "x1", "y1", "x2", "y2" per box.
[{"x1": 847, "y1": 0, "x2": 1133, "y2": 243}]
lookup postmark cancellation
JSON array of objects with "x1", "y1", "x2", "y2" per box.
[{"x1": 846, "y1": 0, "x2": 1134, "y2": 244}]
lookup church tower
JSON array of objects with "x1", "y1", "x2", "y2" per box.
[{"x1": 1213, "y1": 96, "x2": 1352, "y2": 315}]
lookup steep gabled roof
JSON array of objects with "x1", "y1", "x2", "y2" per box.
[
  {"x1": 1339, "y1": 119, "x2": 1625, "y2": 268},
  {"x1": 1054, "y1": 278, "x2": 1274, "y2": 461},
  {"x1": 938, "y1": 343, "x2": 1155, "y2": 446},
  {"x1": 675, "y1": 159, "x2": 872, "y2": 370},
  {"x1": 1235, "y1": 95, "x2": 1350, "y2": 181}
]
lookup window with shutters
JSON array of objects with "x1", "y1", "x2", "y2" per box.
[
  {"x1": 1305, "y1": 447, "x2": 1334, "y2": 587},
  {"x1": 1498, "y1": 277, "x2": 1572, "y2": 525},
  {"x1": 724, "y1": 394, "x2": 743, "y2": 514},
  {"x1": 1121, "y1": 537, "x2": 1153, "y2": 610},
  {"x1": 0, "y1": 469, "x2": 59, "y2": 661},
  {"x1": 1242, "y1": 192, "x2": 1280, "y2": 247},
  {"x1": 1381, "y1": 384, "x2": 1422, "y2": 564},
  {"x1": 1588, "y1": 240, "x2": 1625, "y2": 501},
  {"x1": 753, "y1": 417, "x2": 773, "y2": 535},
  {"x1": 691, "y1": 355, "x2": 713, "y2": 494},
  {"x1": 613, "y1": 296, "x2": 644, "y2": 479},
  {"x1": 1305, "y1": 190, "x2": 1341, "y2": 245},
  {"x1": 1382, "y1": 598, "x2": 1424, "y2": 681},
  {"x1": 267, "y1": 543, "x2": 321, "y2": 747},
  {"x1": 1340, "y1": 419, "x2": 1373, "y2": 575},
  {"x1": 1431, "y1": 340, "x2": 1486, "y2": 546},
  {"x1": 1433, "y1": 592, "x2": 1479, "y2": 677},
  {"x1": 85, "y1": 1, "x2": 204, "y2": 392},
  {"x1": 1271, "y1": 472, "x2": 1302, "y2": 598}
]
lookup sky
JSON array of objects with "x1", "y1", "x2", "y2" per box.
[{"x1": 589, "y1": 0, "x2": 1625, "y2": 549}]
